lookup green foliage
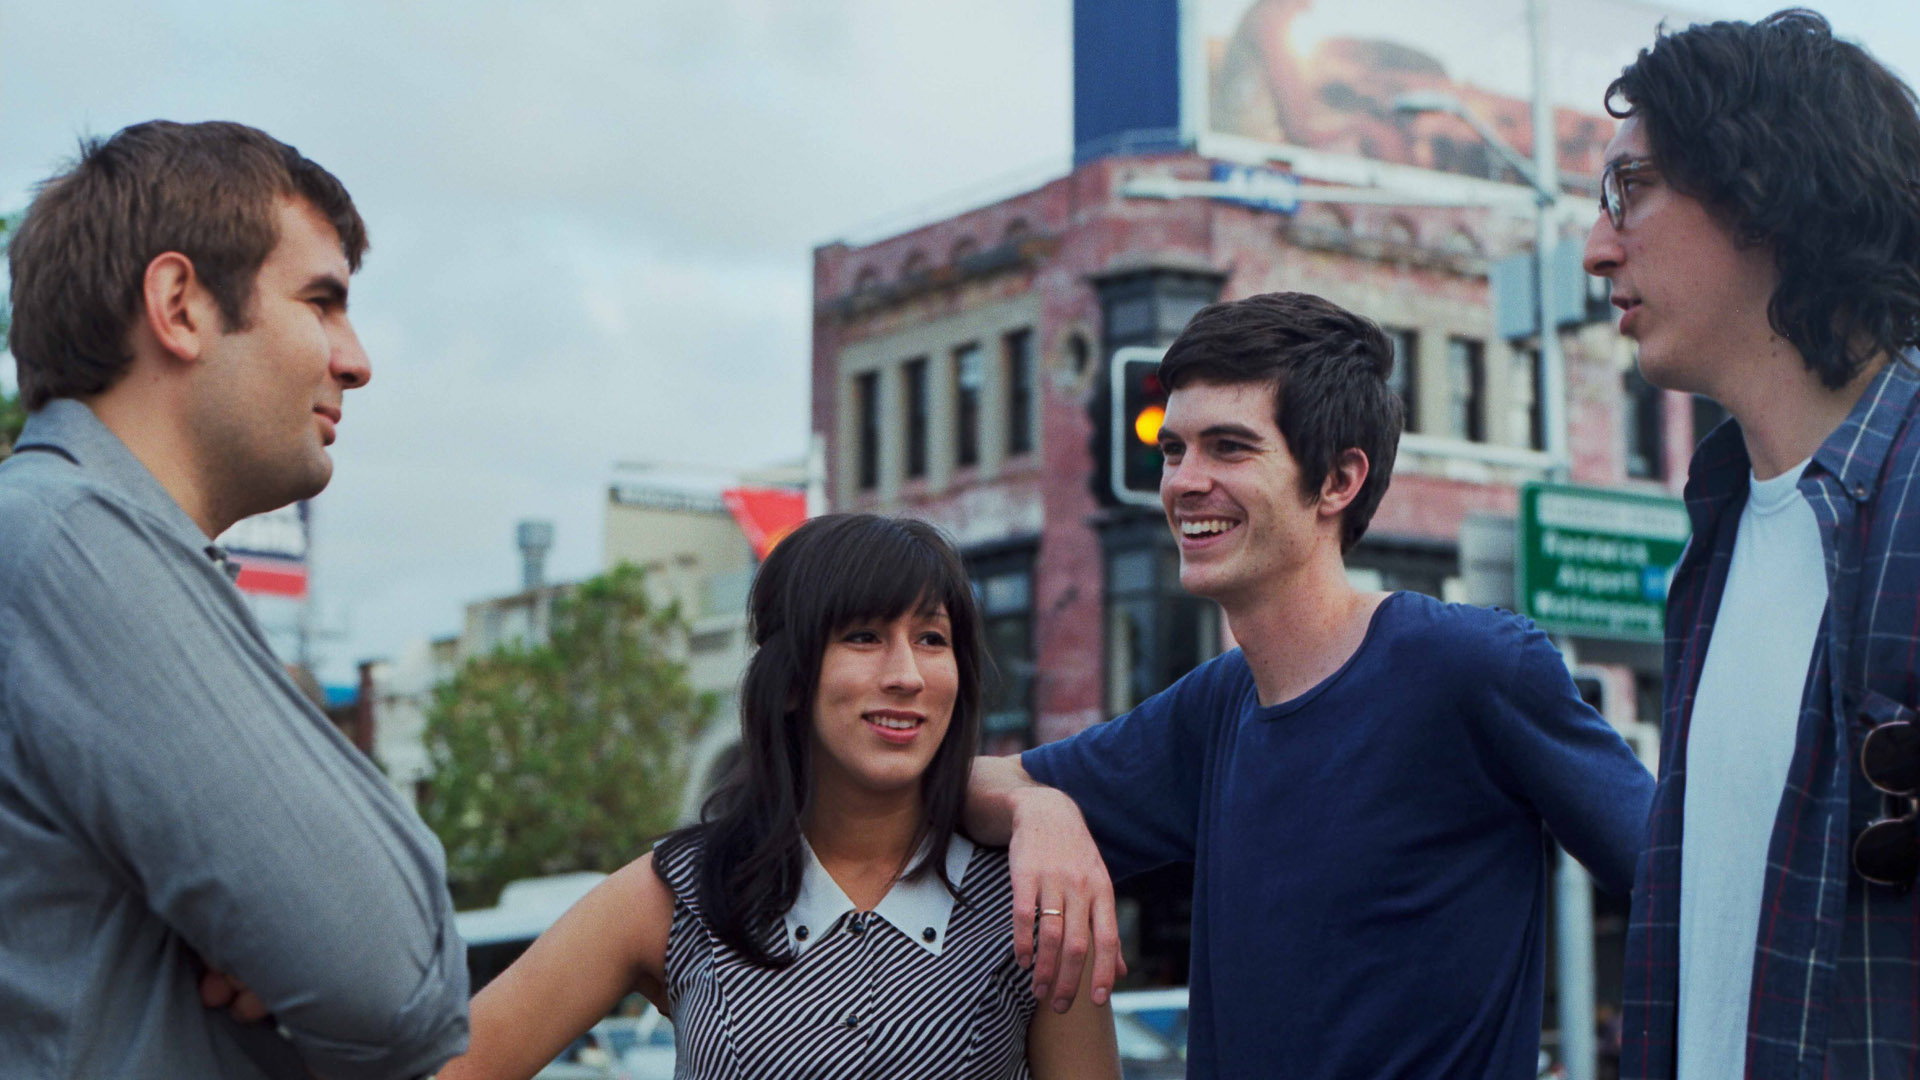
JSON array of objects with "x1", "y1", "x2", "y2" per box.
[
  {"x1": 1, "y1": 211, "x2": 17, "y2": 456},
  {"x1": 0, "y1": 388, "x2": 21, "y2": 458},
  {"x1": 421, "y1": 563, "x2": 716, "y2": 909}
]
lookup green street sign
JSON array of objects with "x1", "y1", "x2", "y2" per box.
[{"x1": 1517, "y1": 482, "x2": 1690, "y2": 642}]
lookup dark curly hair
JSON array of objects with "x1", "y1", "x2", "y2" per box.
[
  {"x1": 1605, "y1": 9, "x2": 1920, "y2": 389},
  {"x1": 1159, "y1": 292, "x2": 1401, "y2": 552}
]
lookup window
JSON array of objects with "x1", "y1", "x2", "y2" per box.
[
  {"x1": 1692, "y1": 395, "x2": 1730, "y2": 448},
  {"x1": 1106, "y1": 549, "x2": 1159, "y2": 713},
  {"x1": 1441, "y1": 228, "x2": 1481, "y2": 257},
  {"x1": 1005, "y1": 329, "x2": 1034, "y2": 457},
  {"x1": 903, "y1": 358, "x2": 928, "y2": 480},
  {"x1": 1512, "y1": 348, "x2": 1544, "y2": 451},
  {"x1": 855, "y1": 371, "x2": 879, "y2": 491},
  {"x1": 1385, "y1": 328, "x2": 1419, "y2": 433},
  {"x1": 1447, "y1": 337, "x2": 1485, "y2": 442},
  {"x1": 1624, "y1": 368, "x2": 1665, "y2": 479},
  {"x1": 1104, "y1": 531, "x2": 1220, "y2": 714},
  {"x1": 970, "y1": 551, "x2": 1036, "y2": 755},
  {"x1": 955, "y1": 343, "x2": 983, "y2": 468}
]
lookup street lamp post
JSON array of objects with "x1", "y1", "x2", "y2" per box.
[
  {"x1": 1390, "y1": 100, "x2": 1569, "y2": 484},
  {"x1": 1394, "y1": 5, "x2": 1595, "y2": 1079}
]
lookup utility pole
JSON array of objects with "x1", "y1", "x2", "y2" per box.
[{"x1": 1529, "y1": 4, "x2": 1596, "y2": 1078}]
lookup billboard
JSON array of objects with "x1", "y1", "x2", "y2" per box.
[
  {"x1": 218, "y1": 501, "x2": 311, "y2": 599},
  {"x1": 1189, "y1": 0, "x2": 1701, "y2": 184}
]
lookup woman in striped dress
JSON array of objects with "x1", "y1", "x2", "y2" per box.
[{"x1": 439, "y1": 514, "x2": 1120, "y2": 1080}]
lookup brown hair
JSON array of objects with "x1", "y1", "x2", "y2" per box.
[
  {"x1": 1160, "y1": 291, "x2": 1402, "y2": 552},
  {"x1": 7, "y1": 120, "x2": 368, "y2": 410}
]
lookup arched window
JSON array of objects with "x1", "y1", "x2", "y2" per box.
[
  {"x1": 1440, "y1": 228, "x2": 1482, "y2": 257},
  {"x1": 1292, "y1": 203, "x2": 1351, "y2": 234},
  {"x1": 1066, "y1": 332, "x2": 1092, "y2": 375}
]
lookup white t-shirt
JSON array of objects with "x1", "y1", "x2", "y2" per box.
[{"x1": 1678, "y1": 458, "x2": 1827, "y2": 1077}]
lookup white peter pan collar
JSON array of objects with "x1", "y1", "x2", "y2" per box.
[{"x1": 783, "y1": 833, "x2": 974, "y2": 958}]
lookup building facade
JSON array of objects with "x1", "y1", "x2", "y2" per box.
[
  {"x1": 810, "y1": 146, "x2": 1713, "y2": 1026},
  {"x1": 814, "y1": 150, "x2": 1699, "y2": 756}
]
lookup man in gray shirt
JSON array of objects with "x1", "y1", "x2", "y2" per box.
[{"x1": 0, "y1": 121, "x2": 469, "y2": 1078}]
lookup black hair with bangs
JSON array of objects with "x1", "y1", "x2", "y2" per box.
[{"x1": 654, "y1": 513, "x2": 984, "y2": 968}]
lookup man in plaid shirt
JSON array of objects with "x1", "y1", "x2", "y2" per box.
[{"x1": 1582, "y1": 10, "x2": 1920, "y2": 1077}]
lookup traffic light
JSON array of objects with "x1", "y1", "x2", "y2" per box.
[{"x1": 1109, "y1": 346, "x2": 1169, "y2": 507}]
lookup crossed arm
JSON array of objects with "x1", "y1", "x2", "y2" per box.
[{"x1": 12, "y1": 501, "x2": 469, "y2": 1079}]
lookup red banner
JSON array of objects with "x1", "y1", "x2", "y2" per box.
[
  {"x1": 723, "y1": 487, "x2": 808, "y2": 560},
  {"x1": 233, "y1": 558, "x2": 309, "y2": 599}
]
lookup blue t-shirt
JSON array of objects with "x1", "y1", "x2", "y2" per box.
[{"x1": 1023, "y1": 591, "x2": 1653, "y2": 1080}]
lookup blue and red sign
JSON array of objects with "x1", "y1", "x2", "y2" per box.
[{"x1": 218, "y1": 501, "x2": 311, "y2": 598}]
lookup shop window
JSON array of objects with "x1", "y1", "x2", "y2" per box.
[
  {"x1": 1104, "y1": 534, "x2": 1220, "y2": 714},
  {"x1": 1624, "y1": 368, "x2": 1665, "y2": 479},
  {"x1": 969, "y1": 548, "x2": 1036, "y2": 755},
  {"x1": 1692, "y1": 395, "x2": 1730, "y2": 449}
]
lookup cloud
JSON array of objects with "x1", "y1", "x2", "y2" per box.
[
  {"x1": 2, "y1": 0, "x2": 1066, "y2": 680},
  {"x1": 24, "y1": 0, "x2": 1910, "y2": 684}
]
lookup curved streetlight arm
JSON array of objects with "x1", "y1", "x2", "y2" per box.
[{"x1": 1392, "y1": 92, "x2": 1548, "y2": 201}]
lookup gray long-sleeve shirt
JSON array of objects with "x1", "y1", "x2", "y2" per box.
[{"x1": 0, "y1": 400, "x2": 469, "y2": 1079}]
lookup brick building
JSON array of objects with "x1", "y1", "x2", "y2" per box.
[
  {"x1": 808, "y1": 4, "x2": 1727, "y2": 1049},
  {"x1": 813, "y1": 149, "x2": 1705, "y2": 756}
]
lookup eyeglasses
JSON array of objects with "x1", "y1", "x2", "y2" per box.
[
  {"x1": 1599, "y1": 158, "x2": 1657, "y2": 231},
  {"x1": 1855, "y1": 719, "x2": 1920, "y2": 886}
]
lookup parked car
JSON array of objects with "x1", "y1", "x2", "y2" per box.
[
  {"x1": 538, "y1": 989, "x2": 1185, "y2": 1078},
  {"x1": 1111, "y1": 986, "x2": 1189, "y2": 1080},
  {"x1": 532, "y1": 1002, "x2": 675, "y2": 1080},
  {"x1": 596, "y1": 1008, "x2": 676, "y2": 1080}
]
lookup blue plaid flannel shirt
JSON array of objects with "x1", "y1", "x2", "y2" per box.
[{"x1": 1623, "y1": 354, "x2": 1920, "y2": 1079}]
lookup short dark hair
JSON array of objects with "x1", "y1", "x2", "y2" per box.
[
  {"x1": 1160, "y1": 291, "x2": 1401, "y2": 552},
  {"x1": 656, "y1": 513, "x2": 985, "y2": 969},
  {"x1": 1606, "y1": 9, "x2": 1920, "y2": 388},
  {"x1": 8, "y1": 120, "x2": 369, "y2": 410}
]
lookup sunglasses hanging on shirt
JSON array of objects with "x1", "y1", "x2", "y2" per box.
[{"x1": 1855, "y1": 718, "x2": 1920, "y2": 886}]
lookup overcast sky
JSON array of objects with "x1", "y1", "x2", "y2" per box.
[{"x1": 3, "y1": 0, "x2": 1914, "y2": 684}]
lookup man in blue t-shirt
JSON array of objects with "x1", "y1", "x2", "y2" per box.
[{"x1": 964, "y1": 291, "x2": 1654, "y2": 1079}]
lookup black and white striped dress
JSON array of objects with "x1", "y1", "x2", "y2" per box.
[{"x1": 655, "y1": 833, "x2": 1038, "y2": 1078}]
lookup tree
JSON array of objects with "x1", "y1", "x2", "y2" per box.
[
  {"x1": 1, "y1": 211, "x2": 19, "y2": 456},
  {"x1": 0, "y1": 388, "x2": 21, "y2": 458},
  {"x1": 421, "y1": 563, "x2": 716, "y2": 909}
]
